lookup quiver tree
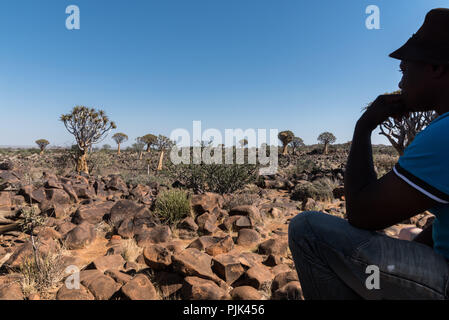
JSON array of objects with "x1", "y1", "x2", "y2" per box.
[
  {"x1": 155, "y1": 135, "x2": 174, "y2": 171},
  {"x1": 35, "y1": 139, "x2": 50, "y2": 155},
  {"x1": 278, "y1": 130, "x2": 294, "y2": 155},
  {"x1": 317, "y1": 132, "x2": 336, "y2": 155},
  {"x1": 112, "y1": 132, "x2": 128, "y2": 155},
  {"x1": 141, "y1": 134, "x2": 158, "y2": 152},
  {"x1": 378, "y1": 111, "x2": 437, "y2": 155},
  {"x1": 60, "y1": 106, "x2": 116, "y2": 174},
  {"x1": 290, "y1": 136, "x2": 305, "y2": 154},
  {"x1": 239, "y1": 139, "x2": 248, "y2": 148},
  {"x1": 133, "y1": 137, "x2": 146, "y2": 160},
  {"x1": 366, "y1": 90, "x2": 438, "y2": 156}
]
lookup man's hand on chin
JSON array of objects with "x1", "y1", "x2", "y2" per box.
[{"x1": 358, "y1": 94, "x2": 409, "y2": 132}]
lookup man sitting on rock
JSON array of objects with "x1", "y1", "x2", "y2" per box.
[{"x1": 288, "y1": 8, "x2": 449, "y2": 299}]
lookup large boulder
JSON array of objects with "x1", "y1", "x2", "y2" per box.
[
  {"x1": 177, "y1": 217, "x2": 199, "y2": 239},
  {"x1": 0, "y1": 192, "x2": 11, "y2": 209},
  {"x1": 56, "y1": 284, "x2": 94, "y2": 300},
  {"x1": 72, "y1": 201, "x2": 115, "y2": 225},
  {"x1": 0, "y1": 171, "x2": 21, "y2": 191},
  {"x1": 72, "y1": 183, "x2": 96, "y2": 200},
  {"x1": 230, "y1": 286, "x2": 263, "y2": 300},
  {"x1": 151, "y1": 271, "x2": 183, "y2": 298},
  {"x1": 205, "y1": 235, "x2": 234, "y2": 256},
  {"x1": 187, "y1": 236, "x2": 222, "y2": 251},
  {"x1": 271, "y1": 271, "x2": 299, "y2": 293},
  {"x1": 172, "y1": 248, "x2": 220, "y2": 283},
  {"x1": 196, "y1": 212, "x2": 217, "y2": 234},
  {"x1": 212, "y1": 254, "x2": 245, "y2": 285},
  {"x1": 19, "y1": 185, "x2": 46, "y2": 203},
  {"x1": 237, "y1": 265, "x2": 274, "y2": 290},
  {"x1": 236, "y1": 229, "x2": 261, "y2": 246},
  {"x1": 181, "y1": 276, "x2": 229, "y2": 300},
  {"x1": 91, "y1": 254, "x2": 126, "y2": 272},
  {"x1": 120, "y1": 274, "x2": 158, "y2": 300},
  {"x1": 135, "y1": 225, "x2": 172, "y2": 246},
  {"x1": 3, "y1": 239, "x2": 59, "y2": 269},
  {"x1": 109, "y1": 200, "x2": 146, "y2": 228},
  {"x1": 80, "y1": 269, "x2": 121, "y2": 300},
  {"x1": 0, "y1": 277, "x2": 24, "y2": 300},
  {"x1": 272, "y1": 281, "x2": 303, "y2": 300},
  {"x1": 229, "y1": 205, "x2": 261, "y2": 221},
  {"x1": 191, "y1": 193, "x2": 223, "y2": 215},
  {"x1": 143, "y1": 244, "x2": 172, "y2": 270},
  {"x1": 45, "y1": 188, "x2": 71, "y2": 205},
  {"x1": 258, "y1": 238, "x2": 288, "y2": 256},
  {"x1": 65, "y1": 221, "x2": 96, "y2": 249},
  {"x1": 106, "y1": 175, "x2": 128, "y2": 193},
  {"x1": 129, "y1": 184, "x2": 156, "y2": 205}
]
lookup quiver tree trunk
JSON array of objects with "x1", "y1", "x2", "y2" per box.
[
  {"x1": 157, "y1": 150, "x2": 165, "y2": 171},
  {"x1": 282, "y1": 144, "x2": 288, "y2": 155},
  {"x1": 117, "y1": 143, "x2": 121, "y2": 155},
  {"x1": 323, "y1": 143, "x2": 329, "y2": 155},
  {"x1": 76, "y1": 148, "x2": 89, "y2": 174}
]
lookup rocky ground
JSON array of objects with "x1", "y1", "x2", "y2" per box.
[{"x1": 0, "y1": 147, "x2": 434, "y2": 300}]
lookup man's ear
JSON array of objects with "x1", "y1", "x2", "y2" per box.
[{"x1": 430, "y1": 64, "x2": 449, "y2": 78}]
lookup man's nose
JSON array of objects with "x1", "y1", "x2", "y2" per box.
[{"x1": 398, "y1": 79, "x2": 403, "y2": 90}]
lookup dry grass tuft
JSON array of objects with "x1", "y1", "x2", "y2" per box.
[
  {"x1": 120, "y1": 238, "x2": 142, "y2": 263},
  {"x1": 18, "y1": 247, "x2": 65, "y2": 298}
]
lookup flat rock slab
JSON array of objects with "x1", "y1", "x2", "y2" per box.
[
  {"x1": 91, "y1": 254, "x2": 126, "y2": 272},
  {"x1": 172, "y1": 248, "x2": 220, "y2": 283},
  {"x1": 143, "y1": 244, "x2": 172, "y2": 270},
  {"x1": 120, "y1": 274, "x2": 158, "y2": 300},
  {"x1": 65, "y1": 221, "x2": 96, "y2": 250}
]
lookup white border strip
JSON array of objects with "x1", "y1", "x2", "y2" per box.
[{"x1": 393, "y1": 166, "x2": 449, "y2": 204}]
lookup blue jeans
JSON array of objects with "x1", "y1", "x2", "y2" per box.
[{"x1": 288, "y1": 211, "x2": 449, "y2": 300}]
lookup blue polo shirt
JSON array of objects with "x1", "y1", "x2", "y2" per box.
[{"x1": 393, "y1": 111, "x2": 449, "y2": 259}]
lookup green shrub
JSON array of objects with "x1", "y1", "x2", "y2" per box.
[
  {"x1": 120, "y1": 172, "x2": 171, "y2": 188},
  {"x1": 154, "y1": 189, "x2": 191, "y2": 225},
  {"x1": 87, "y1": 151, "x2": 113, "y2": 176},
  {"x1": 168, "y1": 163, "x2": 258, "y2": 194},
  {"x1": 289, "y1": 159, "x2": 320, "y2": 176}
]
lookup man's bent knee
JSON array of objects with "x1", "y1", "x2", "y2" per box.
[{"x1": 288, "y1": 211, "x2": 325, "y2": 243}]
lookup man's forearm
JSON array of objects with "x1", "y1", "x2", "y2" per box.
[{"x1": 344, "y1": 121, "x2": 378, "y2": 204}]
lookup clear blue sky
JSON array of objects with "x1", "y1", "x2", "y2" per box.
[{"x1": 0, "y1": 0, "x2": 447, "y2": 148}]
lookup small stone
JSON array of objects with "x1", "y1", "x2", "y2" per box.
[{"x1": 258, "y1": 238, "x2": 288, "y2": 256}]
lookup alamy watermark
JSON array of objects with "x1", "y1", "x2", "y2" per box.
[
  {"x1": 65, "y1": 265, "x2": 80, "y2": 289},
  {"x1": 66, "y1": 5, "x2": 80, "y2": 30},
  {"x1": 366, "y1": 5, "x2": 380, "y2": 30},
  {"x1": 169, "y1": 121, "x2": 279, "y2": 175}
]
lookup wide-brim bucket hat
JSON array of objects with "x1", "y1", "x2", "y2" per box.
[{"x1": 390, "y1": 8, "x2": 449, "y2": 64}]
